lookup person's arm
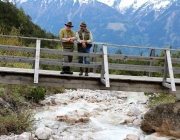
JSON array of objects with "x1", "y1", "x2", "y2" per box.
[
  {"x1": 60, "y1": 29, "x2": 75, "y2": 42},
  {"x1": 68, "y1": 31, "x2": 75, "y2": 42},
  {"x1": 80, "y1": 31, "x2": 93, "y2": 44},
  {"x1": 75, "y1": 31, "x2": 82, "y2": 43},
  {"x1": 86, "y1": 31, "x2": 93, "y2": 44},
  {"x1": 76, "y1": 31, "x2": 86, "y2": 48},
  {"x1": 59, "y1": 29, "x2": 66, "y2": 42}
]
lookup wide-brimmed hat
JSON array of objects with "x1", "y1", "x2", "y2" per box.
[
  {"x1": 64, "y1": 22, "x2": 73, "y2": 27},
  {"x1": 80, "y1": 22, "x2": 87, "y2": 27}
]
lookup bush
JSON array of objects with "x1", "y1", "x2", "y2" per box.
[
  {"x1": 0, "y1": 109, "x2": 35, "y2": 135},
  {"x1": 0, "y1": 88, "x2": 8, "y2": 101},
  {"x1": 28, "y1": 86, "x2": 46, "y2": 103},
  {"x1": 46, "y1": 86, "x2": 65, "y2": 94}
]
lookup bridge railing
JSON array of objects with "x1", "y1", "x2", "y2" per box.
[{"x1": 0, "y1": 35, "x2": 180, "y2": 91}]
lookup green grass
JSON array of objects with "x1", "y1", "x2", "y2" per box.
[{"x1": 145, "y1": 92, "x2": 176, "y2": 107}]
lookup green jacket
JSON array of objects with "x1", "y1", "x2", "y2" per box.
[
  {"x1": 77, "y1": 29, "x2": 92, "y2": 50},
  {"x1": 59, "y1": 28, "x2": 75, "y2": 48}
]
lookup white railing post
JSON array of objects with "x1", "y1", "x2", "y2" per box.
[
  {"x1": 162, "y1": 50, "x2": 176, "y2": 91},
  {"x1": 100, "y1": 44, "x2": 110, "y2": 87},
  {"x1": 34, "y1": 39, "x2": 41, "y2": 83}
]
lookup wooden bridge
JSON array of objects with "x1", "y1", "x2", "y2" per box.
[{"x1": 0, "y1": 35, "x2": 180, "y2": 96}]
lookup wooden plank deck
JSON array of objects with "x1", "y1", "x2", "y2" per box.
[
  {"x1": 0, "y1": 67, "x2": 180, "y2": 94},
  {"x1": 1, "y1": 67, "x2": 180, "y2": 83}
]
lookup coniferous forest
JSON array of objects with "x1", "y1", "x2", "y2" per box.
[{"x1": 0, "y1": 0, "x2": 59, "y2": 48}]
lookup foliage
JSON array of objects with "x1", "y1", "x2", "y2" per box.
[
  {"x1": 0, "y1": 84, "x2": 66, "y2": 135},
  {"x1": 0, "y1": 88, "x2": 8, "y2": 101},
  {"x1": 46, "y1": 86, "x2": 65, "y2": 94},
  {"x1": 0, "y1": 1, "x2": 59, "y2": 49},
  {"x1": 27, "y1": 86, "x2": 46, "y2": 103},
  {"x1": 0, "y1": 110, "x2": 35, "y2": 135},
  {"x1": 144, "y1": 92, "x2": 176, "y2": 107},
  {"x1": 0, "y1": 85, "x2": 35, "y2": 135}
]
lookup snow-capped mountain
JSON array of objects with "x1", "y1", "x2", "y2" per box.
[
  {"x1": 9, "y1": 0, "x2": 177, "y2": 13},
  {"x1": 6, "y1": 0, "x2": 180, "y2": 51}
]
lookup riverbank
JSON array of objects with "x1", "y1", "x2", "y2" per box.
[{"x1": 0, "y1": 89, "x2": 178, "y2": 140}]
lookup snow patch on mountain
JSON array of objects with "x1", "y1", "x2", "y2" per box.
[
  {"x1": 152, "y1": 1, "x2": 171, "y2": 10},
  {"x1": 75, "y1": 0, "x2": 89, "y2": 4},
  {"x1": 97, "y1": 0, "x2": 115, "y2": 6},
  {"x1": 118, "y1": 0, "x2": 148, "y2": 9},
  {"x1": 6, "y1": 0, "x2": 177, "y2": 12}
]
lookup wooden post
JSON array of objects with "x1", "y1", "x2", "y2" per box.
[
  {"x1": 162, "y1": 50, "x2": 176, "y2": 91},
  {"x1": 91, "y1": 44, "x2": 98, "y2": 73},
  {"x1": 149, "y1": 49, "x2": 155, "y2": 77},
  {"x1": 34, "y1": 39, "x2": 41, "y2": 83},
  {"x1": 143, "y1": 49, "x2": 155, "y2": 76},
  {"x1": 101, "y1": 44, "x2": 110, "y2": 87}
]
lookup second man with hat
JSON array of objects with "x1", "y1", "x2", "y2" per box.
[{"x1": 76, "y1": 22, "x2": 93, "y2": 76}]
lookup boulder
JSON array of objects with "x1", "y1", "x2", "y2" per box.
[
  {"x1": 140, "y1": 102, "x2": 180, "y2": 138},
  {"x1": 124, "y1": 134, "x2": 140, "y2": 140},
  {"x1": 35, "y1": 127, "x2": 53, "y2": 140}
]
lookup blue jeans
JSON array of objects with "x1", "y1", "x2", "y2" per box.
[{"x1": 78, "y1": 47, "x2": 90, "y2": 64}]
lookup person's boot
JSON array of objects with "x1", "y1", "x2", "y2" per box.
[
  {"x1": 60, "y1": 66, "x2": 67, "y2": 74},
  {"x1": 65, "y1": 66, "x2": 73, "y2": 74},
  {"x1": 79, "y1": 67, "x2": 83, "y2": 76},
  {"x1": 85, "y1": 68, "x2": 89, "y2": 76}
]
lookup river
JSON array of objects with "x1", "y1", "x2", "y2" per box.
[{"x1": 33, "y1": 89, "x2": 178, "y2": 140}]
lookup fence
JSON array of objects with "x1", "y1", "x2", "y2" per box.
[{"x1": 0, "y1": 34, "x2": 180, "y2": 91}]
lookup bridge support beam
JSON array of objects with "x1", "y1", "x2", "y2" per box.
[
  {"x1": 101, "y1": 45, "x2": 110, "y2": 87},
  {"x1": 163, "y1": 50, "x2": 176, "y2": 91},
  {"x1": 34, "y1": 39, "x2": 41, "y2": 83}
]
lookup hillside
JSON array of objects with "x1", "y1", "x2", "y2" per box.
[{"x1": 0, "y1": 1, "x2": 58, "y2": 48}]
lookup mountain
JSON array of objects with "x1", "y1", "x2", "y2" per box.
[
  {"x1": 0, "y1": 1, "x2": 58, "y2": 48},
  {"x1": 6, "y1": 0, "x2": 180, "y2": 50}
]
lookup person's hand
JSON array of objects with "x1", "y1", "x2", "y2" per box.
[
  {"x1": 67, "y1": 38, "x2": 72, "y2": 42},
  {"x1": 69, "y1": 38, "x2": 74, "y2": 42},
  {"x1": 81, "y1": 40, "x2": 86, "y2": 48},
  {"x1": 69, "y1": 38, "x2": 73, "y2": 42},
  {"x1": 82, "y1": 42, "x2": 86, "y2": 48}
]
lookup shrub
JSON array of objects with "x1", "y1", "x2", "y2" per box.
[
  {"x1": 46, "y1": 86, "x2": 65, "y2": 94},
  {"x1": 28, "y1": 86, "x2": 46, "y2": 103},
  {"x1": 0, "y1": 88, "x2": 8, "y2": 101},
  {"x1": 0, "y1": 109, "x2": 35, "y2": 135}
]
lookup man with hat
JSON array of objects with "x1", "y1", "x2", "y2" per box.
[
  {"x1": 76, "y1": 22, "x2": 93, "y2": 76},
  {"x1": 59, "y1": 21, "x2": 75, "y2": 74}
]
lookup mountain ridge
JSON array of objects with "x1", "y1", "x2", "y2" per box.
[{"x1": 6, "y1": 0, "x2": 180, "y2": 49}]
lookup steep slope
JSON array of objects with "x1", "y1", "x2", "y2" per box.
[
  {"x1": 147, "y1": 3, "x2": 180, "y2": 47},
  {"x1": 14, "y1": 0, "x2": 145, "y2": 47}
]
